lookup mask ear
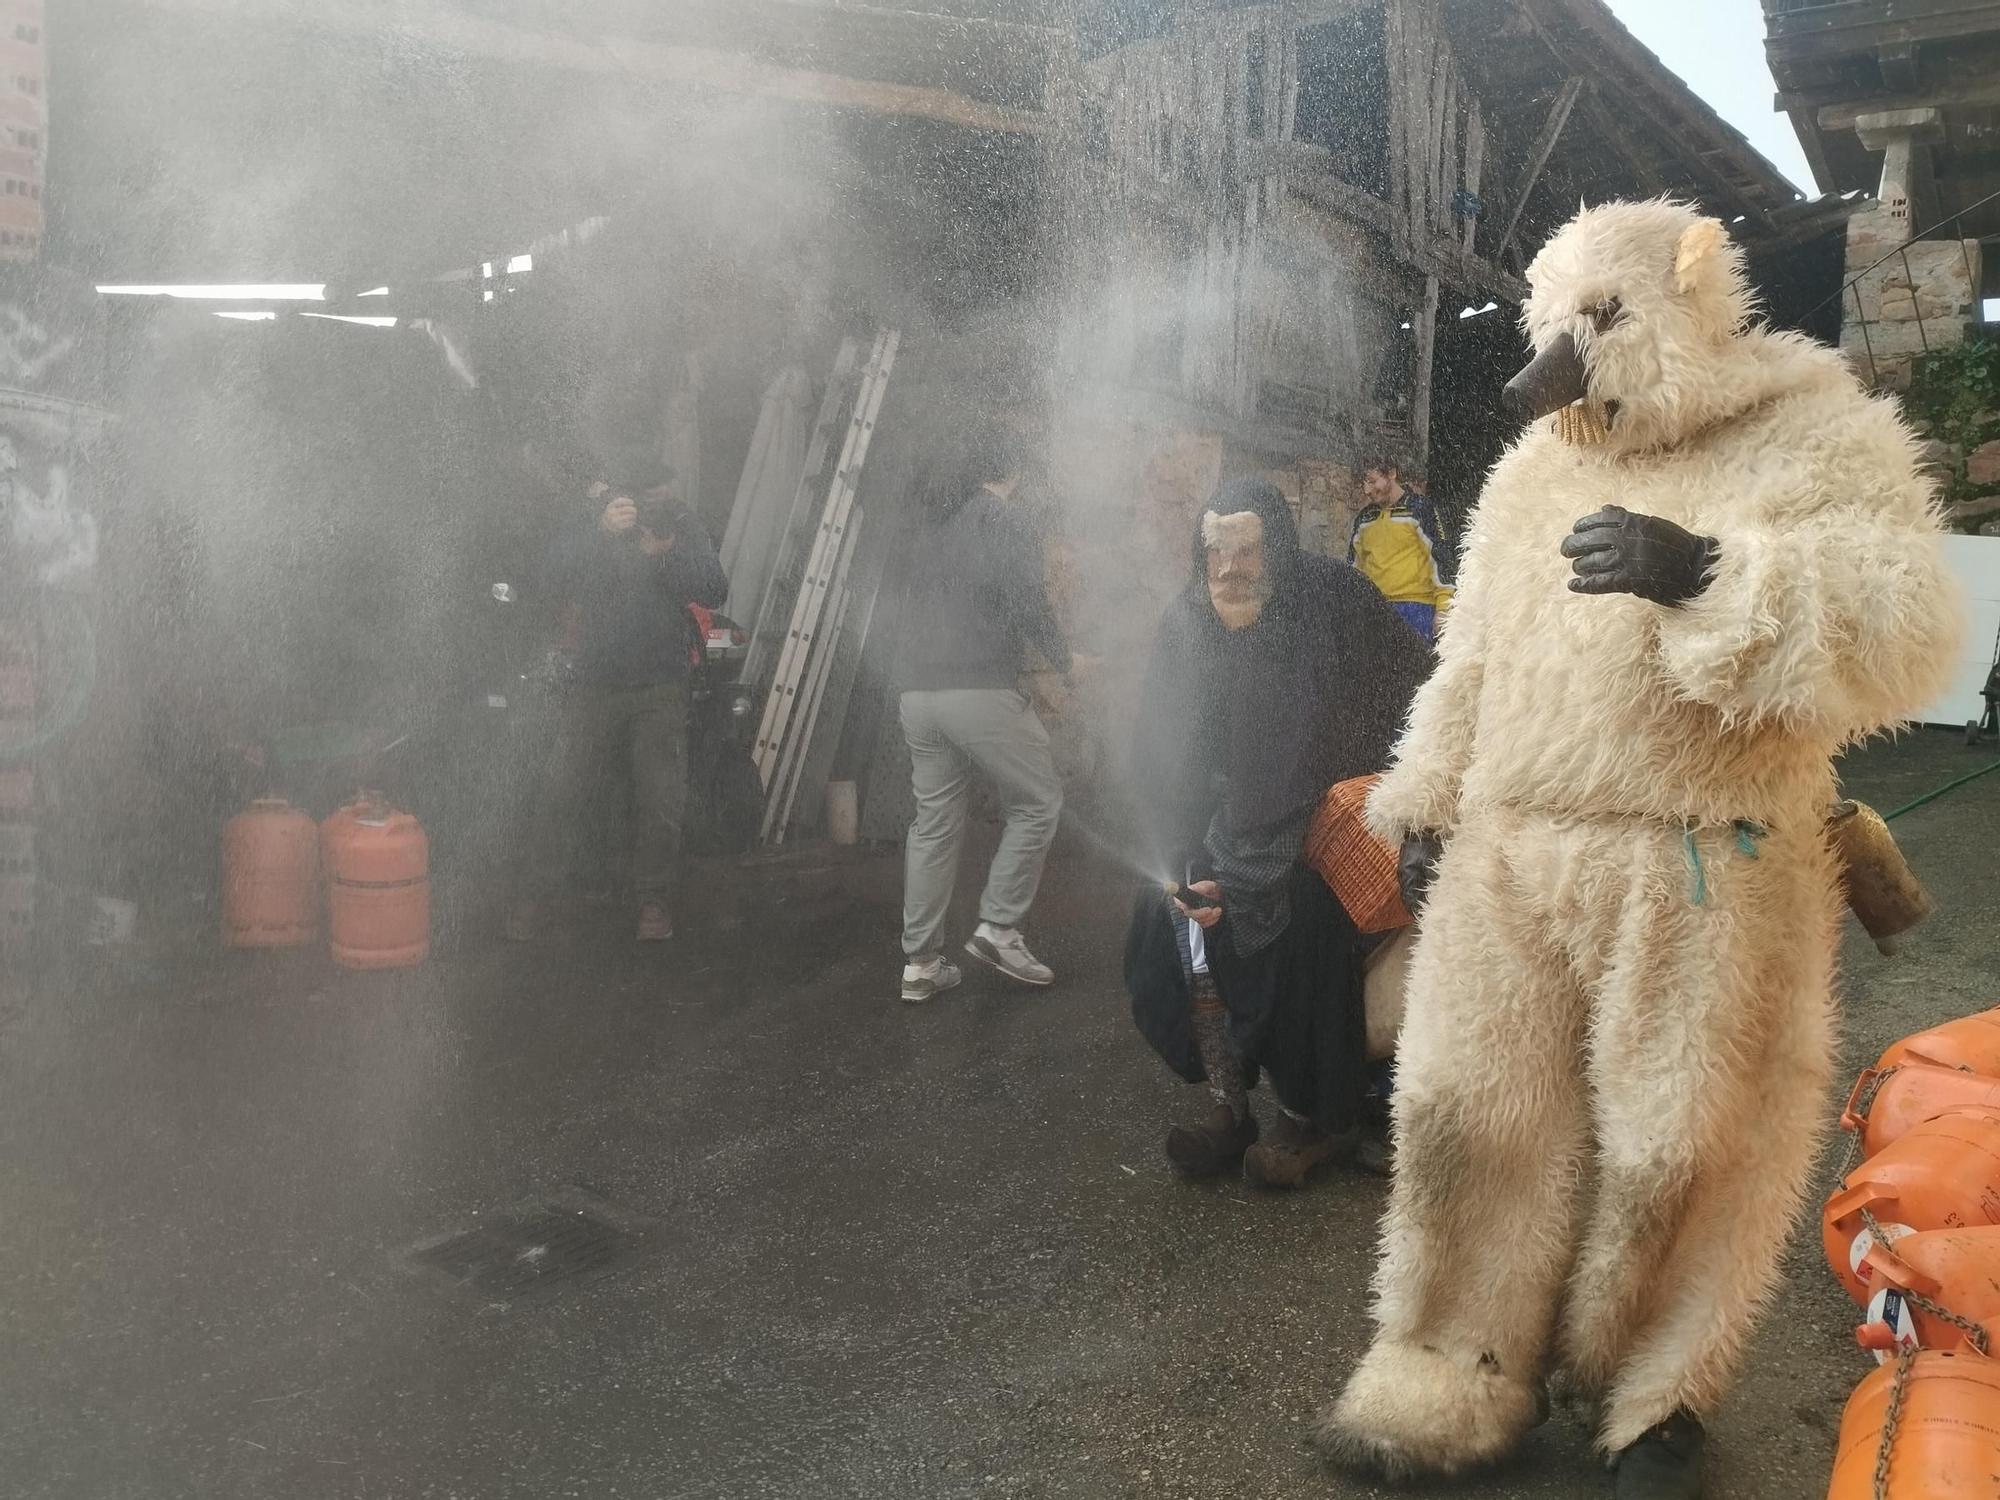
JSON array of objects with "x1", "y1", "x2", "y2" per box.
[{"x1": 1673, "y1": 217, "x2": 1725, "y2": 295}]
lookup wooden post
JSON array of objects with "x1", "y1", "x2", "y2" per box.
[
  {"x1": 1462, "y1": 95, "x2": 1485, "y2": 255},
  {"x1": 1412, "y1": 273, "x2": 1440, "y2": 465},
  {"x1": 1405, "y1": 0, "x2": 1437, "y2": 248},
  {"x1": 1445, "y1": 67, "x2": 1460, "y2": 215},
  {"x1": 1386, "y1": 0, "x2": 1409, "y2": 245}
]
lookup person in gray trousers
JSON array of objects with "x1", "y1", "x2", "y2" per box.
[{"x1": 895, "y1": 423, "x2": 1070, "y2": 1003}]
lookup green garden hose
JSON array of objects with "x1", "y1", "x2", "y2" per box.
[{"x1": 1884, "y1": 757, "x2": 2000, "y2": 822}]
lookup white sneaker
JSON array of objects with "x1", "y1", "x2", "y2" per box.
[
  {"x1": 964, "y1": 922, "x2": 1055, "y2": 986},
  {"x1": 900, "y1": 955, "x2": 962, "y2": 1004}
]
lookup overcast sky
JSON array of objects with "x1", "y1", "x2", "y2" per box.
[{"x1": 1603, "y1": 0, "x2": 1817, "y2": 195}]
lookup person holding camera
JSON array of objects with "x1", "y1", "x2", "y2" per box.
[{"x1": 507, "y1": 465, "x2": 726, "y2": 943}]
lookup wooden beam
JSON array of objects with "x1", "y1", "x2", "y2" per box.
[
  {"x1": 1246, "y1": 141, "x2": 1401, "y2": 235},
  {"x1": 1407, "y1": 0, "x2": 1439, "y2": 244},
  {"x1": 1743, "y1": 199, "x2": 1865, "y2": 255},
  {"x1": 1386, "y1": 0, "x2": 1413, "y2": 244},
  {"x1": 1765, "y1": 0, "x2": 2000, "y2": 49},
  {"x1": 1579, "y1": 83, "x2": 1668, "y2": 197},
  {"x1": 1496, "y1": 76, "x2": 1584, "y2": 262},
  {"x1": 1876, "y1": 41, "x2": 1922, "y2": 92},
  {"x1": 133, "y1": 0, "x2": 1051, "y2": 135},
  {"x1": 1788, "y1": 106, "x2": 1840, "y2": 196},
  {"x1": 1813, "y1": 74, "x2": 2000, "y2": 130},
  {"x1": 1276, "y1": 0, "x2": 1383, "y2": 22},
  {"x1": 1238, "y1": 141, "x2": 1526, "y2": 299},
  {"x1": 783, "y1": 1, "x2": 1067, "y2": 40},
  {"x1": 1434, "y1": 58, "x2": 1458, "y2": 246},
  {"x1": 1412, "y1": 236, "x2": 1528, "y2": 303},
  {"x1": 1770, "y1": 20, "x2": 2000, "y2": 71}
]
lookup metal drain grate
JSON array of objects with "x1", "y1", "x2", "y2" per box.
[{"x1": 408, "y1": 1191, "x2": 653, "y2": 1302}]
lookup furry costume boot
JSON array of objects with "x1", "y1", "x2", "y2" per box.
[{"x1": 1613, "y1": 1411, "x2": 1706, "y2": 1500}]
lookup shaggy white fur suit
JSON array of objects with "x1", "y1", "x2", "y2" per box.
[{"x1": 1321, "y1": 200, "x2": 1961, "y2": 1476}]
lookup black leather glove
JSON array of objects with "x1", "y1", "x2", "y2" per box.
[
  {"x1": 1398, "y1": 830, "x2": 1443, "y2": 918},
  {"x1": 1560, "y1": 506, "x2": 1718, "y2": 607}
]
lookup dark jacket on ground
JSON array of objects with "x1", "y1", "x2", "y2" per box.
[
  {"x1": 897, "y1": 486, "x2": 1070, "y2": 691},
  {"x1": 1123, "y1": 478, "x2": 1431, "y2": 1129},
  {"x1": 548, "y1": 509, "x2": 728, "y2": 689}
]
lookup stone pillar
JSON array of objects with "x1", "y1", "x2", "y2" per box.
[
  {"x1": 1840, "y1": 108, "x2": 1983, "y2": 390},
  {"x1": 1857, "y1": 107, "x2": 1943, "y2": 235}
]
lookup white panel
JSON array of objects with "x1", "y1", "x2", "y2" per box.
[{"x1": 1923, "y1": 534, "x2": 2000, "y2": 728}]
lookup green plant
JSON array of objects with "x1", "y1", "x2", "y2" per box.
[{"x1": 1907, "y1": 336, "x2": 2000, "y2": 513}]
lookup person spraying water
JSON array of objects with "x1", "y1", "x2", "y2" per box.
[{"x1": 1121, "y1": 477, "x2": 1430, "y2": 1187}]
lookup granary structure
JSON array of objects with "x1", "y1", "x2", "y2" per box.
[{"x1": 1763, "y1": 0, "x2": 2000, "y2": 386}]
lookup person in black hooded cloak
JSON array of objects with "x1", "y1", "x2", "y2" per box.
[{"x1": 1124, "y1": 476, "x2": 1431, "y2": 1186}]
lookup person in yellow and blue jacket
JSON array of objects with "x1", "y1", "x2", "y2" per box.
[{"x1": 1348, "y1": 459, "x2": 1454, "y2": 643}]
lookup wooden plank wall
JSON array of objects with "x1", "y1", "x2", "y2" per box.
[
  {"x1": 1384, "y1": 0, "x2": 1487, "y2": 463},
  {"x1": 1077, "y1": 1, "x2": 1495, "y2": 444},
  {"x1": 1386, "y1": 0, "x2": 1479, "y2": 254},
  {"x1": 1083, "y1": 10, "x2": 1272, "y2": 421}
]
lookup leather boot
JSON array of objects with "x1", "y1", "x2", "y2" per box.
[
  {"x1": 1164, "y1": 1104, "x2": 1259, "y2": 1178},
  {"x1": 1243, "y1": 1113, "x2": 1354, "y2": 1189}
]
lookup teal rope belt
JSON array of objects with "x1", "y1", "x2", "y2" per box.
[{"x1": 1682, "y1": 819, "x2": 1768, "y2": 906}]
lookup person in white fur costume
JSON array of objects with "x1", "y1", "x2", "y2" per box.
[{"x1": 1315, "y1": 199, "x2": 1961, "y2": 1499}]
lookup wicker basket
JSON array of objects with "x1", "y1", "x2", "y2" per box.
[{"x1": 1304, "y1": 775, "x2": 1411, "y2": 933}]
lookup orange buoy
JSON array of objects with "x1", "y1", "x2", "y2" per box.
[
  {"x1": 222, "y1": 797, "x2": 319, "y2": 948},
  {"x1": 1878, "y1": 1008, "x2": 2000, "y2": 1077},
  {"x1": 1843, "y1": 1064, "x2": 2000, "y2": 1159},
  {"x1": 1823, "y1": 1106, "x2": 2000, "y2": 1302},
  {"x1": 1826, "y1": 1350, "x2": 2000, "y2": 1498},
  {"x1": 1855, "y1": 1227, "x2": 2000, "y2": 1359},
  {"x1": 320, "y1": 792, "x2": 429, "y2": 970}
]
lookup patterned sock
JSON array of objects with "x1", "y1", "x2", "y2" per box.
[{"x1": 1190, "y1": 973, "x2": 1247, "y2": 1123}]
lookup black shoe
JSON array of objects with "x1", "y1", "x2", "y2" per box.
[
  {"x1": 1165, "y1": 1105, "x2": 1259, "y2": 1178},
  {"x1": 1614, "y1": 1410, "x2": 1705, "y2": 1500}
]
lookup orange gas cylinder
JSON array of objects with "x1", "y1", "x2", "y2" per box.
[
  {"x1": 221, "y1": 797, "x2": 319, "y2": 948},
  {"x1": 1844, "y1": 1064, "x2": 2000, "y2": 1159},
  {"x1": 1855, "y1": 1227, "x2": 2000, "y2": 1359},
  {"x1": 320, "y1": 793, "x2": 429, "y2": 970},
  {"x1": 1826, "y1": 1350, "x2": 2000, "y2": 1498},
  {"x1": 1823, "y1": 1106, "x2": 2000, "y2": 1302},
  {"x1": 1878, "y1": 1009, "x2": 2000, "y2": 1077}
]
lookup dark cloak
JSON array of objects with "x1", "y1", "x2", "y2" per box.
[{"x1": 1123, "y1": 477, "x2": 1431, "y2": 1127}]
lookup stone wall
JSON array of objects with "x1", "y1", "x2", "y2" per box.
[
  {"x1": 1275, "y1": 455, "x2": 1364, "y2": 558},
  {"x1": 1839, "y1": 203, "x2": 1984, "y2": 392}
]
